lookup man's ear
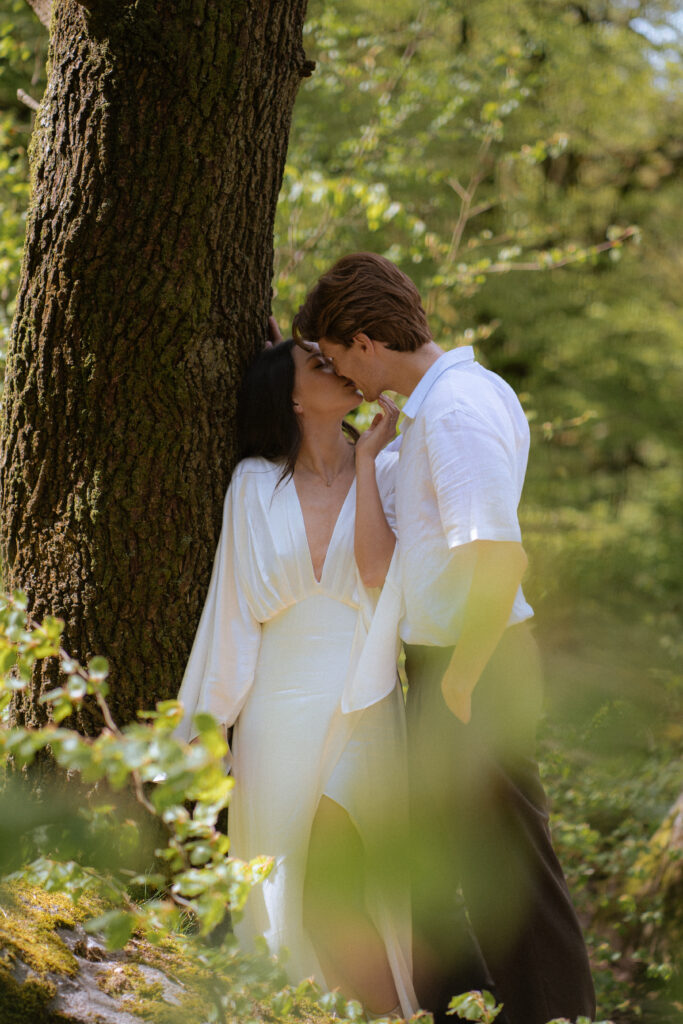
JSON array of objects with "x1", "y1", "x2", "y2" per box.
[{"x1": 352, "y1": 331, "x2": 373, "y2": 352}]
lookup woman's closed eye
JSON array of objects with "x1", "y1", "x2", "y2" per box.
[{"x1": 304, "y1": 349, "x2": 336, "y2": 373}]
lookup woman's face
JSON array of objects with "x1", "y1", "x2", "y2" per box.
[{"x1": 291, "y1": 341, "x2": 362, "y2": 419}]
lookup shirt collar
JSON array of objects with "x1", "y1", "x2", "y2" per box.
[{"x1": 400, "y1": 345, "x2": 475, "y2": 428}]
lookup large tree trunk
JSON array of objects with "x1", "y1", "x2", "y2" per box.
[{"x1": 1, "y1": 0, "x2": 311, "y2": 733}]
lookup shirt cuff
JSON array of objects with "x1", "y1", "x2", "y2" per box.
[{"x1": 445, "y1": 524, "x2": 523, "y2": 549}]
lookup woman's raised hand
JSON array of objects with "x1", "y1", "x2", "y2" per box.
[
  {"x1": 355, "y1": 395, "x2": 399, "y2": 462},
  {"x1": 265, "y1": 315, "x2": 284, "y2": 348}
]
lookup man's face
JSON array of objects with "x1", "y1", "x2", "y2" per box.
[{"x1": 318, "y1": 336, "x2": 385, "y2": 402}]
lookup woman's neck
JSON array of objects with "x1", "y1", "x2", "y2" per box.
[{"x1": 296, "y1": 420, "x2": 354, "y2": 482}]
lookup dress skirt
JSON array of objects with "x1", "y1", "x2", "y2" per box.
[{"x1": 229, "y1": 593, "x2": 416, "y2": 1015}]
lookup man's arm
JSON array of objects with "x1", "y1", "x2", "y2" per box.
[{"x1": 440, "y1": 540, "x2": 528, "y2": 723}]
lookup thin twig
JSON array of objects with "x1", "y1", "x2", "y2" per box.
[
  {"x1": 17, "y1": 89, "x2": 40, "y2": 112},
  {"x1": 355, "y1": 2, "x2": 429, "y2": 157},
  {"x1": 445, "y1": 134, "x2": 493, "y2": 265},
  {"x1": 94, "y1": 690, "x2": 120, "y2": 736},
  {"x1": 485, "y1": 227, "x2": 637, "y2": 273},
  {"x1": 131, "y1": 772, "x2": 157, "y2": 817}
]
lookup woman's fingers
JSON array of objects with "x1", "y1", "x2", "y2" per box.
[
  {"x1": 268, "y1": 315, "x2": 284, "y2": 344},
  {"x1": 377, "y1": 396, "x2": 399, "y2": 430},
  {"x1": 356, "y1": 395, "x2": 400, "y2": 459},
  {"x1": 377, "y1": 395, "x2": 399, "y2": 422},
  {"x1": 378, "y1": 394, "x2": 398, "y2": 410}
]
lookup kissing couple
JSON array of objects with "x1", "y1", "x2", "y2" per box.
[{"x1": 177, "y1": 252, "x2": 596, "y2": 1024}]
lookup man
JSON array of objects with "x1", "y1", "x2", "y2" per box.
[{"x1": 292, "y1": 252, "x2": 595, "y2": 1024}]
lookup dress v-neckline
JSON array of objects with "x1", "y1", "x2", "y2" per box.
[{"x1": 290, "y1": 476, "x2": 355, "y2": 585}]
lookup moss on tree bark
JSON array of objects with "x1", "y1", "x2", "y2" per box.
[{"x1": 1, "y1": 0, "x2": 311, "y2": 734}]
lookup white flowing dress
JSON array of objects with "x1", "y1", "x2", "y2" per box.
[{"x1": 176, "y1": 454, "x2": 417, "y2": 1017}]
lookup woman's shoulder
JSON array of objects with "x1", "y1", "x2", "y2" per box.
[
  {"x1": 232, "y1": 455, "x2": 281, "y2": 479},
  {"x1": 227, "y1": 457, "x2": 282, "y2": 501}
]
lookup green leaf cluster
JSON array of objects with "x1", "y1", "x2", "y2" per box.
[
  {"x1": 0, "y1": 591, "x2": 269, "y2": 956},
  {"x1": 447, "y1": 989, "x2": 503, "y2": 1022}
]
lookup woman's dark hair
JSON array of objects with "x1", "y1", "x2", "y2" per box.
[{"x1": 237, "y1": 339, "x2": 358, "y2": 484}]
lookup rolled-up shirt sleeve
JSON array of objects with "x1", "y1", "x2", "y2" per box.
[{"x1": 425, "y1": 407, "x2": 523, "y2": 549}]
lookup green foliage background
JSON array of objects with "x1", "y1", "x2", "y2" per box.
[{"x1": 1, "y1": 0, "x2": 682, "y2": 1020}]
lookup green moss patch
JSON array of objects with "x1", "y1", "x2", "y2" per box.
[{"x1": 0, "y1": 881, "x2": 103, "y2": 977}]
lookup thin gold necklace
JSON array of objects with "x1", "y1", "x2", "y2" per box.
[{"x1": 296, "y1": 453, "x2": 354, "y2": 487}]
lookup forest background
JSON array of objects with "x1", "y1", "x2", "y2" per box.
[{"x1": 0, "y1": 1, "x2": 681, "y2": 1022}]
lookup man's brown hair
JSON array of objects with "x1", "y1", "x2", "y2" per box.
[{"x1": 292, "y1": 252, "x2": 432, "y2": 352}]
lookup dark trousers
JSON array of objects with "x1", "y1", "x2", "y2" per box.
[{"x1": 405, "y1": 624, "x2": 596, "y2": 1024}]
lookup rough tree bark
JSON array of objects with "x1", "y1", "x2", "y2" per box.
[{"x1": 1, "y1": 0, "x2": 312, "y2": 733}]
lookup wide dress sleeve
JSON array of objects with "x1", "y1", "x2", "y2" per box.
[
  {"x1": 341, "y1": 450, "x2": 404, "y2": 714},
  {"x1": 175, "y1": 470, "x2": 261, "y2": 743}
]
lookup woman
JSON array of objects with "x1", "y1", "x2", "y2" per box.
[{"x1": 176, "y1": 338, "x2": 417, "y2": 1018}]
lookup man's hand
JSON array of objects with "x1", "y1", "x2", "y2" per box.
[
  {"x1": 438, "y1": 541, "x2": 528, "y2": 725},
  {"x1": 441, "y1": 676, "x2": 473, "y2": 724},
  {"x1": 355, "y1": 395, "x2": 399, "y2": 463}
]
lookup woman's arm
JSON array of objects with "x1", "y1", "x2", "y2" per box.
[{"x1": 354, "y1": 395, "x2": 399, "y2": 588}]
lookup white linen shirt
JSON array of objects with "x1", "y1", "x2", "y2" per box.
[{"x1": 393, "y1": 345, "x2": 534, "y2": 646}]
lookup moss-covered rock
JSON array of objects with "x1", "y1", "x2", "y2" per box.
[
  {"x1": 0, "y1": 883, "x2": 349, "y2": 1024},
  {"x1": 0, "y1": 881, "x2": 91, "y2": 976},
  {"x1": 0, "y1": 880, "x2": 127, "y2": 1023}
]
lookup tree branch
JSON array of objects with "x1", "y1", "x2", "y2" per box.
[
  {"x1": 17, "y1": 88, "x2": 40, "y2": 112},
  {"x1": 486, "y1": 227, "x2": 637, "y2": 273},
  {"x1": 24, "y1": 0, "x2": 51, "y2": 29}
]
